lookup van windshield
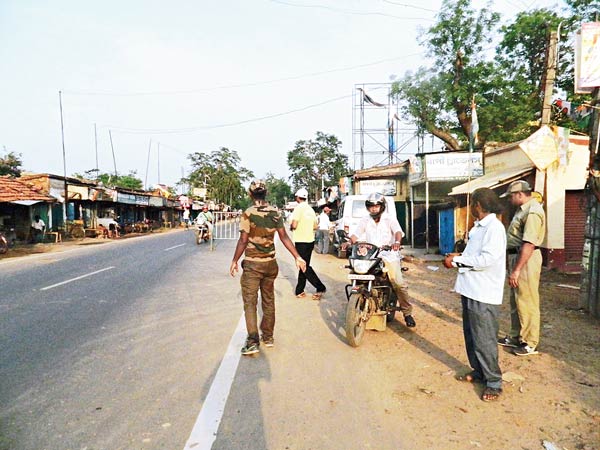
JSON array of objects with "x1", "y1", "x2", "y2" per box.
[{"x1": 351, "y1": 201, "x2": 369, "y2": 218}]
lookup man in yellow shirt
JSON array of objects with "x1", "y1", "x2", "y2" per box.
[{"x1": 290, "y1": 188, "x2": 326, "y2": 300}]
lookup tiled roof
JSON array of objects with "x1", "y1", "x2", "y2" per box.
[{"x1": 0, "y1": 176, "x2": 55, "y2": 202}]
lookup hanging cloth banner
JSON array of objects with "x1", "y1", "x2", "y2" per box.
[{"x1": 357, "y1": 88, "x2": 386, "y2": 107}]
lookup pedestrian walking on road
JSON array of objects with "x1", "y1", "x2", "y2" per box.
[
  {"x1": 230, "y1": 180, "x2": 306, "y2": 356},
  {"x1": 444, "y1": 188, "x2": 506, "y2": 402},
  {"x1": 497, "y1": 180, "x2": 546, "y2": 357},
  {"x1": 290, "y1": 188, "x2": 327, "y2": 300},
  {"x1": 316, "y1": 206, "x2": 331, "y2": 254}
]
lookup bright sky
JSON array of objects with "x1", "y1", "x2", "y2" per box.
[{"x1": 0, "y1": 0, "x2": 562, "y2": 190}]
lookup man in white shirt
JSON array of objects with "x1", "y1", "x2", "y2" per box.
[
  {"x1": 31, "y1": 215, "x2": 45, "y2": 243},
  {"x1": 348, "y1": 193, "x2": 415, "y2": 328},
  {"x1": 316, "y1": 206, "x2": 331, "y2": 254},
  {"x1": 444, "y1": 188, "x2": 506, "y2": 402}
]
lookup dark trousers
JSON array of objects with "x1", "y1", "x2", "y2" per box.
[
  {"x1": 461, "y1": 296, "x2": 502, "y2": 389},
  {"x1": 241, "y1": 259, "x2": 279, "y2": 344},
  {"x1": 294, "y1": 241, "x2": 326, "y2": 295}
]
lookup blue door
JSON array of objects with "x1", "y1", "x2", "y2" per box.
[{"x1": 438, "y1": 209, "x2": 455, "y2": 255}]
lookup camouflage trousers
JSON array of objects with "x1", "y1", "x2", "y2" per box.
[{"x1": 240, "y1": 259, "x2": 279, "y2": 344}]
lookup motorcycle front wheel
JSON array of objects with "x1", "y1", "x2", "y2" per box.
[
  {"x1": 345, "y1": 292, "x2": 367, "y2": 347},
  {"x1": 0, "y1": 238, "x2": 8, "y2": 255},
  {"x1": 196, "y1": 230, "x2": 203, "y2": 245}
]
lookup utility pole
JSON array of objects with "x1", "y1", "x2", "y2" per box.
[
  {"x1": 580, "y1": 87, "x2": 600, "y2": 318},
  {"x1": 540, "y1": 30, "x2": 558, "y2": 126},
  {"x1": 59, "y1": 91, "x2": 67, "y2": 224}
]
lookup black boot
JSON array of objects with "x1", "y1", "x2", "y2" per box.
[{"x1": 404, "y1": 315, "x2": 416, "y2": 328}]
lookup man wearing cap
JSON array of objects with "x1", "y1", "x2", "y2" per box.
[
  {"x1": 290, "y1": 188, "x2": 327, "y2": 300},
  {"x1": 316, "y1": 205, "x2": 331, "y2": 254},
  {"x1": 498, "y1": 180, "x2": 546, "y2": 356},
  {"x1": 230, "y1": 180, "x2": 307, "y2": 356}
]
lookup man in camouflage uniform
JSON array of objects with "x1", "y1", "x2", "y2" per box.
[
  {"x1": 230, "y1": 180, "x2": 306, "y2": 355},
  {"x1": 498, "y1": 180, "x2": 546, "y2": 356}
]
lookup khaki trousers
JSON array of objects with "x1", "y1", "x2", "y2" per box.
[
  {"x1": 508, "y1": 250, "x2": 542, "y2": 348},
  {"x1": 384, "y1": 259, "x2": 412, "y2": 316}
]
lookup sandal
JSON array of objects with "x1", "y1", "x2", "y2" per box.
[
  {"x1": 312, "y1": 292, "x2": 324, "y2": 300},
  {"x1": 456, "y1": 371, "x2": 483, "y2": 383},
  {"x1": 296, "y1": 292, "x2": 306, "y2": 298},
  {"x1": 481, "y1": 387, "x2": 502, "y2": 402}
]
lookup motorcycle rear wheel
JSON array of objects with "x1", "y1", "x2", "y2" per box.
[{"x1": 345, "y1": 292, "x2": 367, "y2": 347}]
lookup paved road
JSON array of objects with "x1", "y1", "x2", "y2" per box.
[{"x1": 0, "y1": 229, "x2": 416, "y2": 450}]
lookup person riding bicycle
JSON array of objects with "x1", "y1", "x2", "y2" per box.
[{"x1": 345, "y1": 192, "x2": 416, "y2": 328}]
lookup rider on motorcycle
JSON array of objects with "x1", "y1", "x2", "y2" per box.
[
  {"x1": 197, "y1": 205, "x2": 214, "y2": 239},
  {"x1": 345, "y1": 192, "x2": 416, "y2": 328}
]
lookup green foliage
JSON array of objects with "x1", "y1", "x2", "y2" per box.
[
  {"x1": 264, "y1": 172, "x2": 292, "y2": 207},
  {"x1": 392, "y1": 0, "x2": 594, "y2": 147},
  {"x1": 72, "y1": 169, "x2": 143, "y2": 190},
  {"x1": 185, "y1": 147, "x2": 254, "y2": 209},
  {"x1": 393, "y1": 0, "x2": 500, "y2": 149},
  {"x1": 0, "y1": 151, "x2": 23, "y2": 177},
  {"x1": 287, "y1": 131, "x2": 349, "y2": 201}
]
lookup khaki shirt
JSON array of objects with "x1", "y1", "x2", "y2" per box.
[{"x1": 506, "y1": 198, "x2": 545, "y2": 249}]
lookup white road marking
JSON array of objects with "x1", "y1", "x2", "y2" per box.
[
  {"x1": 183, "y1": 314, "x2": 246, "y2": 450},
  {"x1": 40, "y1": 266, "x2": 115, "y2": 291},
  {"x1": 164, "y1": 244, "x2": 186, "y2": 251}
]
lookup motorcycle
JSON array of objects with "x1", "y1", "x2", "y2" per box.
[
  {"x1": 194, "y1": 216, "x2": 210, "y2": 245},
  {"x1": 341, "y1": 231, "x2": 408, "y2": 347}
]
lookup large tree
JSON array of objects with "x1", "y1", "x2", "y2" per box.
[
  {"x1": 392, "y1": 0, "x2": 500, "y2": 150},
  {"x1": 72, "y1": 170, "x2": 144, "y2": 190},
  {"x1": 186, "y1": 147, "x2": 254, "y2": 208},
  {"x1": 287, "y1": 131, "x2": 349, "y2": 201},
  {"x1": 0, "y1": 151, "x2": 23, "y2": 177},
  {"x1": 265, "y1": 172, "x2": 292, "y2": 207}
]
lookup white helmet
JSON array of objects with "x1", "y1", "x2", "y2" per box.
[{"x1": 295, "y1": 188, "x2": 308, "y2": 199}]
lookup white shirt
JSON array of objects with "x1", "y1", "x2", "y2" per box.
[
  {"x1": 317, "y1": 212, "x2": 330, "y2": 230},
  {"x1": 453, "y1": 213, "x2": 507, "y2": 305},
  {"x1": 32, "y1": 219, "x2": 45, "y2": 230},
  {"x1": 354, "y1": 213, "x2": 404, "y2": 262}
]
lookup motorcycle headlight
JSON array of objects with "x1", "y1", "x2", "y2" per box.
[{"x1": 351, "y1": 259, "x2": 376, "y2": 274}]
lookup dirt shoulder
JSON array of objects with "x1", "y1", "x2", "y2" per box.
[{"x1": 312, "y1": 251, "x2": 600, "y2": 450}]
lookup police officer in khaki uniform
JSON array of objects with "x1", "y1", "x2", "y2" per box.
[{"x1": 498, "y1": 180, "x2": 545, "y2": 356}]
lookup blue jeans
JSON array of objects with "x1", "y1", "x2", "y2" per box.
[{"x1": 315, "y1": 229, "x2": 329, "y2": 254}]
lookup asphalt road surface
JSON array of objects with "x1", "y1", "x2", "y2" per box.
[{"x1": 1, "y1": 229, "x2": 416, "y2": 450}]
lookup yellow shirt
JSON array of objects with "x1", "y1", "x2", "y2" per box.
[{"x1": 291, "y1": 201, "x2": 316, "y2": 243}]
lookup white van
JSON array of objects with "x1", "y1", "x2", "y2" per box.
[{"x1": 332, "y1": 194, "x2": 397, "y2": 258}]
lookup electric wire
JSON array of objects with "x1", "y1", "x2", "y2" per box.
[
  {"x1": 268, "y1": 0, "x2": 435, "y2": 21},
  {"x1": 104, "y1": 93, "x2": 353, "y2": 134},
  {"x1": 63, "y1": 54, "x2": 423, "y2": 97}
]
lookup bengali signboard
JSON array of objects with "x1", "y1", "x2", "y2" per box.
[
  {"x1": 358, "y1": 179, "x2": 397, "y2": 196},
  {"x1": 576, "y1": 22, "x2": 600, "y2": 93},
  {"x1": 424, "y1": 153, "x2": 483, "y2": 180}
]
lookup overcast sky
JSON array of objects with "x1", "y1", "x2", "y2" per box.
[{"x1": 0, "y1": 0, "x2": 562, "y2": 190}]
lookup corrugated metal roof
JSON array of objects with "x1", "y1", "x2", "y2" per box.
[{"x1": 0, "y1": 176, "x2": 55, "y2": 203}]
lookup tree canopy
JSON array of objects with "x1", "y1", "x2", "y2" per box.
[
  {"x1": 72, "y1": 169, "x2": 144, "y2": 190},
  {"x1": 264, "y1": 172, "x2": 292, "y2": 207},
  {"x1": 0, "y1": 151, "x2": 23, "y2": 177},
  {"x1": 287, "y1": 131, "x2": 349, "y2": 201},
  {"x1": 185, "y1": 147, "x2": 254, "y2": 209},
  {"x1": 392, "y1": 0, "x2": 594, "y2": 149}
]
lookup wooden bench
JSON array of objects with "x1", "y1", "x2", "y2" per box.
[
  {"x1": 45, "y1": 231, "x2": 62, "y2": 243},
  {"x1": 84, "y1": 228, "x2": 100, "y2": 238}
]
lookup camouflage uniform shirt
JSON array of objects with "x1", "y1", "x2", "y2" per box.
[{"x1": 240, "y1": 204, "x2": 284, "y2": 262}]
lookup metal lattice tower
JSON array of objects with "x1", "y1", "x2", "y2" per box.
[{"x1": 352, "y1": 82, "x2": 421, "y2": 169}]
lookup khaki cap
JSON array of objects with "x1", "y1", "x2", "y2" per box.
[{"x1": 500, "y1": 180, "x2": 532, "y2": 198}]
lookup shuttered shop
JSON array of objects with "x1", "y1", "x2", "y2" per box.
[{"x1": 564, "y1": 191, "x2": 587, "y2": 262}]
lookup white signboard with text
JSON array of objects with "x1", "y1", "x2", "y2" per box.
[
  {"x1": 425, "y1": 153, "x2": 483, "y2": 179},
  {"x1": 359, "y1": 179, "x2": 396, "y2": 196}
]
